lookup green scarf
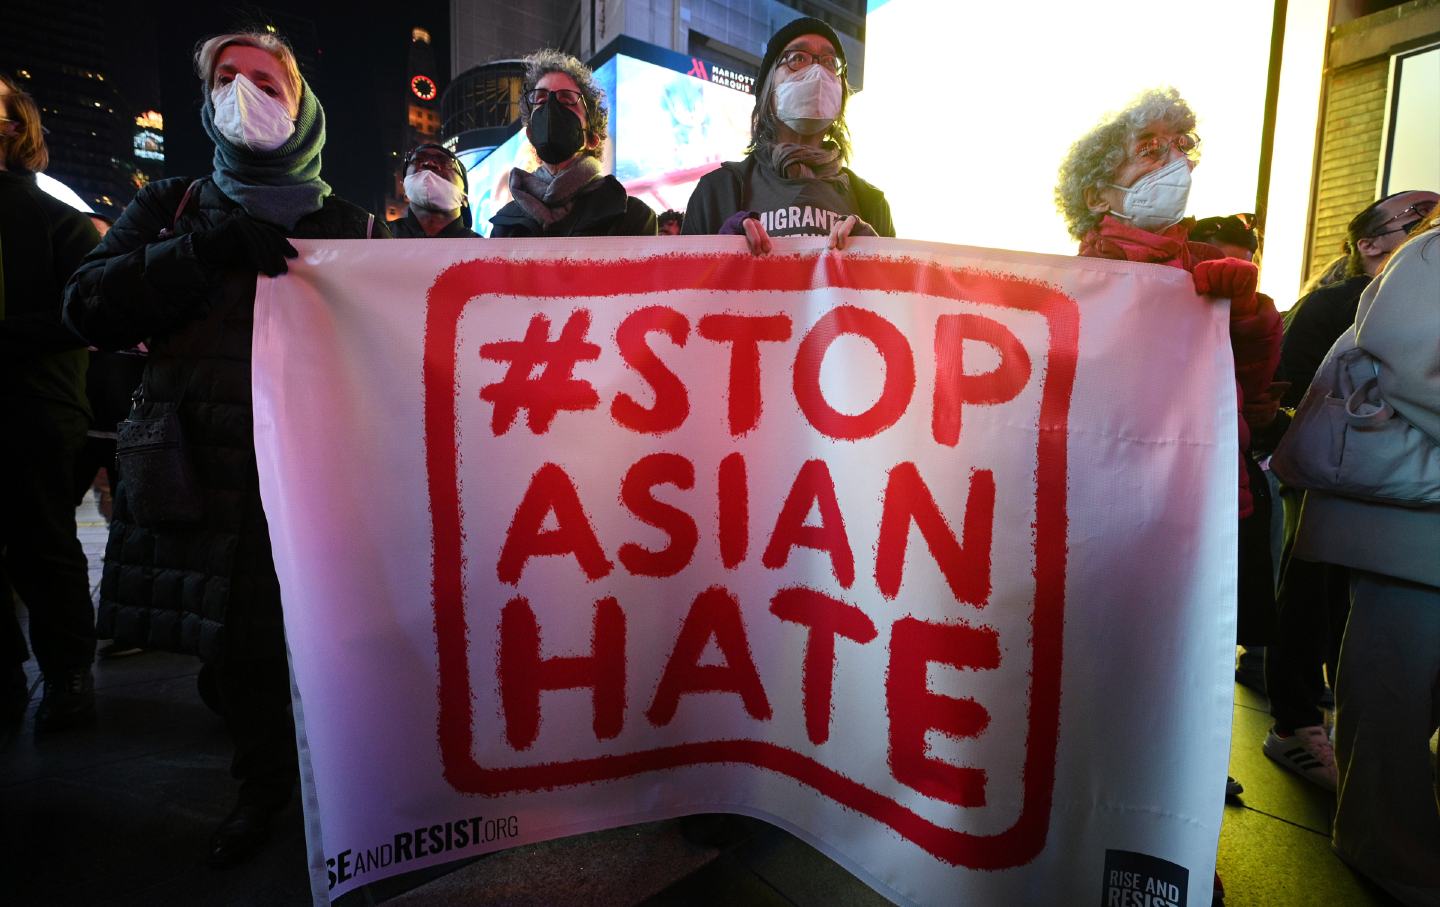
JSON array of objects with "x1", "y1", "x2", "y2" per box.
[{"x1": 199, "y1": 79, "x2": 331, "y2": 230}]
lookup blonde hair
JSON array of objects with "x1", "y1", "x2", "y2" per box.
[{"x1": 194, "y1": 31, "x2": 303, "y2": 102}]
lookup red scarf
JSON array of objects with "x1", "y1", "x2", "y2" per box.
[{"x1": 1078, "y1": 216, "x2": 1205, "y2": 270}]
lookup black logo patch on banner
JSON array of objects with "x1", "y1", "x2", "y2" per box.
[{"x1": 1101, "y1": 849, "x2": 1188, "y2": 907}]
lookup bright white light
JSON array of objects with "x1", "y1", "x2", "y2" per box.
[
  {"x1": 36, "y1": 172, "x2": 94, "y2": 213},
  {"x1": 849, "y1": 0, "x2": 1274, "y2": 259},
  {"x1": 1258, "y1": 0, "x2": 1328, "y2": 309}
]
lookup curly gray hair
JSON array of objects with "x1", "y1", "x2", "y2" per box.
[
  {"x1": 518, "y1": 49, "x2": 608, "y2": 160},
  {"x1": 1055, "y1": 87, "x2": 1199, "y2": 239}
]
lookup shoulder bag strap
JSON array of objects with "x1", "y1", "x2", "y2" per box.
[{"x1": 157, "y1": 179, "x2": 205, "y2": 239}]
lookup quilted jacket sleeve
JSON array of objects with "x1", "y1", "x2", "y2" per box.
[
  {"x1": 1355, "y1": 230, "x2": 1440, "y2": 445},
  {"x1": 63, "y1": 179, "x2": 213, "y2": 351}
]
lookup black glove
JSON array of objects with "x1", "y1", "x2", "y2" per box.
[{"x1": 191, "y1": 213, "x2": 298, "y2": 277}]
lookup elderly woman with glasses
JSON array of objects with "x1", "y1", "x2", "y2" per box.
[
  {"x1": 489, "y1": 50, "x2": 656, "y2": 238},
  {"x1": 1058, "y1": 91, "x2": 1284, "y2": 903},
  {"x1": 682, "y1": 17, "x2": 894, "y2": 254},
  {"x1": 1057, "y1": 87, "x2": 1283, "y2": 523}
]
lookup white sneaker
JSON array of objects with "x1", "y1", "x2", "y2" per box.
[{"x1": 1263, "y1": 726, "x2": 1337, "y2": 792}]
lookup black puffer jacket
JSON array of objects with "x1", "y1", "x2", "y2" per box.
[{"x1": 63, "y1": 177, "x2": 387, "y2": 661}]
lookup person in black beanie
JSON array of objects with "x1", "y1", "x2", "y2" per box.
[
  {"x1": 63, "y1": 30, "x2": 389, "y2": 867},
  {"x1": 683, "y1": 17, "x2": 893, "y2": 253},
  {"x1": 389, "y1": 143, "x2": 478, "y2": 238},
  {"x1": 0, "y1": 71, "x2": 102, "y2": 733},
  {"x1": 1189, "y1": 213, "x2": 1260, "y2": 264}
]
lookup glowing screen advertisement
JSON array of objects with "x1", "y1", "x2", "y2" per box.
[
  {"x1": 465, "y1": 54, "x2": 753, "y2": 236},
  {"x1": 1382, "y1": 44, "x2": 1440, "y2": 196},
  {"x1": 850, "y1": 0, "x2": 1280, "y2": 285}
]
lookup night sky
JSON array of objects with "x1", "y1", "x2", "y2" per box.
[{"x1": 107, "y1": 1, "x2": 448, "y2": 214}]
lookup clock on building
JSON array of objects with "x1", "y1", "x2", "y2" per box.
[{"x1": 410, "y1": 74, "x2": 437, "y2": 101}]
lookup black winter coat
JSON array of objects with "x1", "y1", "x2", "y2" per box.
[
  {"x1": 1277, "y1": 275, "x2": 1371, "y2": 408},
  {"x1": 0, "y1": 169, "x2": 101, "y2": 410},
  {"x1": 490, "y1": 175, "x2": 657, "y2": 238},
  {"x1": 387, "y1": 208, "x2": 479, "y2": 238},
  {"x1": 62, "y1": 177, "x2": 387, "y2": 661}
]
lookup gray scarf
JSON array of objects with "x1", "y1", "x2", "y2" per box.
[
  {"x1": 769, "y1": 141, "x2": 849, "y2": 190},
  {"x1": 507, "y1": 156, "x2": 605, "y2": 227},
  {"x1": 199, "y1": 80, "x2": 330, "y2": 231}
]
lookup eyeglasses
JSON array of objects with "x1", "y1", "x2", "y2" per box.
[
  {"x1": 1130, "y1": 133, "x2": 1199, "y2": 163},
  {"x1": 404, "y1": 147, "x2": 464, "y2": 180},
  {"x1": 525, "y1": 88, "x2": 583, "y2": 108},
  {"x1": 777, "y1": 49, "x2": 845, "y2": 76},
  {"x1": 1369, "y1": 200, "x2": 1437, "y2": 237}
]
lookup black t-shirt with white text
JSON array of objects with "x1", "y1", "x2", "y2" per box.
[
  {"x1": 741, "y1": 159, "x2": 860, "y2": 237},
  {"x1": 682, "y1": 154, "x2": 895, "y2": 239}
]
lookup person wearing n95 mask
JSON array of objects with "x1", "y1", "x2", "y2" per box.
[
  {"x1": 210, "y1": 72, "x2": 295, "y2": 152},
  {"x1": 682, "y1": 17, "x2": 893, "y2": 255},
  {"x1": 61, "y1": 28, "x2": 389, "y2": 872},
  {"x1": 389, "y1": 143, "x2": 478, "y2": 238},
  {"x1": 1055, "y1": 92, "x2": 1283, "y2": 907},
  {"x1": 489, "y1": 50, "x2": 655, "y2": 238}
]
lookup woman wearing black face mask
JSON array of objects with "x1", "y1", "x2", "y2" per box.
[{"x1": 489, "y1": 50, "x2": 656, "y2": 238}]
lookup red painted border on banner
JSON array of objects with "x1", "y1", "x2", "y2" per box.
[{"x1": 422, "y1": 251, "x2": 1079, "y2": 869}]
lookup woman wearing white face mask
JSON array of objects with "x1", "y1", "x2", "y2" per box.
[
  {"x1": 390, "y1": 143, "x2": 478, "y2": 238},
  {"x1": 62, "y1": 30, "x2": 388, "y2": 869},
  {"x1": 1056, "y1": 87, "x2": 1282, "y2": 524},
  {"x1": 1057, "y1": 89, "x2": 1284, "y2": 905},
  {"x1": 682, "y1": 18, "x2": 893, "y2": 255}
]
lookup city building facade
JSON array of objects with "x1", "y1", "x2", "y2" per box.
[
  {"x1": 2, "y1": 0, "x2": 151, "y2": 215},
  {"x1": 383, "y1": 27, "x2": 448, "y2": 221},
  {"x1": 1305, "y1": 0, "x2": 1440, "y2": 280}
]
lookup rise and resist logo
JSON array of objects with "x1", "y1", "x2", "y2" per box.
[
  {"x1": 422, "y1": 253, "x2": 1079, "y2": 871},
  {"x1": 1101, "y1": 850, "x2": 1189, "y2": 907}
]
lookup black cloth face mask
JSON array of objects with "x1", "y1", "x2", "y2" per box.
[{"x1": 527, "y1": 98, "x2": 586, "y2": 165}]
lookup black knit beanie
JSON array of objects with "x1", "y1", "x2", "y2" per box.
[{"x1": 756, "y1": 17, "x2": 846, "y2": 92}]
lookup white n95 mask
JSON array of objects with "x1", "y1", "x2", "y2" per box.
[
  {"x1": 404, "y1": 169, "x2": 466, "y2": 213},
  {"x1": 1108, "y1": 157, "x2": 1192, "y2": 232},
  {"x1": 773, "y1": 65, "x2": 843, "y2": 137},
  {"x1": 211, "y1": 74, "x2": 296, "y2": 152}
]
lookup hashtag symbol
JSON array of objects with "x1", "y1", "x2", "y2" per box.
[{"x1": 479, "y1": 310, "x2": 602, "y2": 435}]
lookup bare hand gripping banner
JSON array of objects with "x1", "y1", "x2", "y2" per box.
[{"x1": 251, "y1": 237, "x2": 1238, "y2": 906}]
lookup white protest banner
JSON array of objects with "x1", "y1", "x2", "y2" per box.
[{"x1": 252, "y1": 237, "x2": 1237, "y2": 906}]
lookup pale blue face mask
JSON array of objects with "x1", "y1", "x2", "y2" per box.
[{"x1": 1108, "y1": 156, "x2": 1192, "y2": 232}]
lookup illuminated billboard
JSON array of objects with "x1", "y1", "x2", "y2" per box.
[
  {"x1": 1380, "y1": 43, "x2": 1440, "y2": 196},
  {"x1": 133, "y1": 110, "x2": 164, "y2": 162}
]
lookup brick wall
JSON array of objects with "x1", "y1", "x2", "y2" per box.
[
  {"x1": 1307, "y1": 59, "x2": 1388, "y2": 281},
  {"x1": 1305, "y1": 0, "x2": 1440, "y2": 283}
]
